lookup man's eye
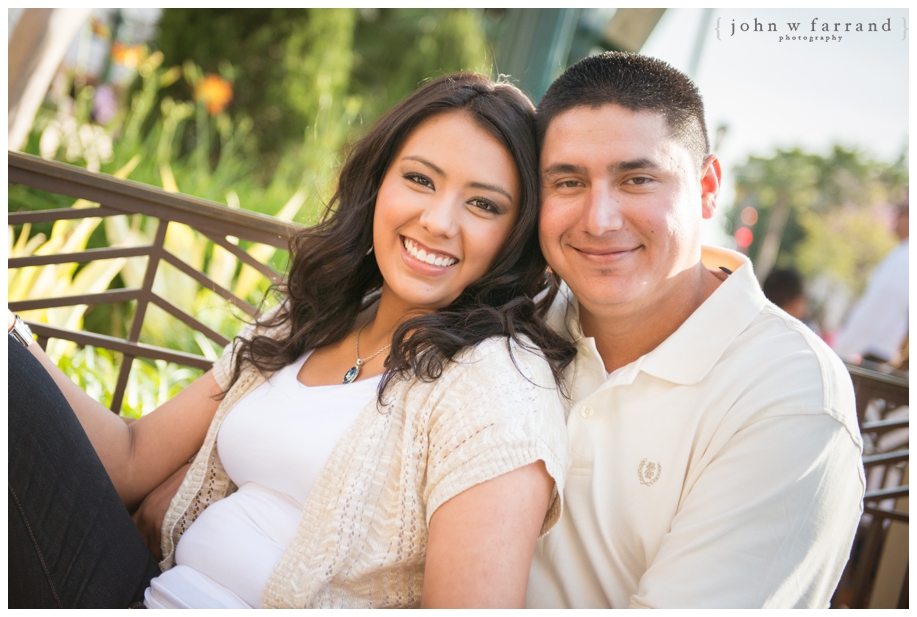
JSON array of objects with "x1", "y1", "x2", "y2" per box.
[
  {"x1": 628, "y1": 176, "x2": 653, "y2": 185},
  {"x1": 557, "y1": 180, "x2": 582, "y2": 189},
  {"x1": 469, "y1": 198, "x2": 499, "y2": 214},
  {"x1": 405, "y1": 173, "x2": 433, "y2": 188}
]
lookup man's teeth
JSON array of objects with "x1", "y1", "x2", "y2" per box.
[{"x1": 403, "y1": 238, "x2": 456, "y2": 267}]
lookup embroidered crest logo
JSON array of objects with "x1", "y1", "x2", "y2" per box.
[{"x1": 638, "y1": 458, "x2": 662, "y2": 486}]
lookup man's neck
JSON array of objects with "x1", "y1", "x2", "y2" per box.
[{"x1": 580, "y1": 264, "x2": 725, "y2": 374}]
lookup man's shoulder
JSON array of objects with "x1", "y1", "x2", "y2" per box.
[
  {"x1": 722, "y1": 301, "x2": 858, "y2": 435},
  {"x1": 744, "y1": 301, "x2": 851, "y2": 385}
]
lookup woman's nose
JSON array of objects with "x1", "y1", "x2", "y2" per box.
[{"x1": 418, "y1": 193, "x2": 460, "y2": 237}]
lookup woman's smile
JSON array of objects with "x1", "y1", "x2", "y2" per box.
[{"x1": 401, "y1": 236, "x2": 459, "y2": 269}]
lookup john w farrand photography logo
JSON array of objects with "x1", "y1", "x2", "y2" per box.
[{"x1": 716, "y1": 15, "x2": 908, "y2": 43}]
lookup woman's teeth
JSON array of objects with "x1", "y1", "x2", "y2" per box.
[{"x1": 403, "y1": 238, "x2": 457, "y2": 267}]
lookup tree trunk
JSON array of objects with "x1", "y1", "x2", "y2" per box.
[
  {"x1": 755, "y1": 194, "x2": 790, "y2": 283},
  {"x1": 8, "y1": 8, "x2": 91, "y2": 151}
]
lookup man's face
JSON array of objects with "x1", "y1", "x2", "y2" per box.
[{"x1": 539, "y1": 104, "x2": 719, "y2": 320}]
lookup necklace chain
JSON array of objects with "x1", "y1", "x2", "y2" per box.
[
  {"x1": 343, "y1": 319, "x2": 391, "y2": 384},
  {"x1": 354, "y1": 320, "x2": 392, "y2": 366}
]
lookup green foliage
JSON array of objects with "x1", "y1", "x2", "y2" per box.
[
  {"x1": 349, "y1": 9, "x2": 491, "y2": 123},
  {"x1": 157, "y1": 8, "x2": 359, "y2": 182},
  {"x1": 23, "y1": 53, "x2": 263, "y2": 217},
  {"x1": 283, "y1": 10, "x2": 356, "y2": 129},
  {"x1": 154, "y1": 8, "x2": 491, "y2": 180},
  {"x1": 794, "y1": 208, "x2": 896, "y2": 299},
  {"x1": 57, "y1": 345, "x2": 202, "y2": 419},
  {"x1": 726, "y1": 145, "x2": 908, "y2": 298}
]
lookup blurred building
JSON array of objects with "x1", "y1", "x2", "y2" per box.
[{"x1": 493, "y1": 8, "x2": 666, "y2": 102}]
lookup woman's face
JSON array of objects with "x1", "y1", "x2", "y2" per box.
[{"x1": 373, "y1": 111, "x2": 521, "y2": 312}]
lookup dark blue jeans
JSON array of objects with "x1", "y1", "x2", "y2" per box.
[{"x1": 8, "y1": 337, "x2": 161, "y2": 608}]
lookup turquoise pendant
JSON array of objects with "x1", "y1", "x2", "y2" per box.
[{"x1": 343, "y1": 365, "x2": 360, "y2": 384}]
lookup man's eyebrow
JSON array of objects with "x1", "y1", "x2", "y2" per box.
[
  {"x1": 542, "y1": 159, "x2": 662, "y2": 178},
  {"x1": 542, "y1": 163, "x2": 587, "y2": 177},
  {"x1": 612, "y1": 158, "x2": 660, "y2": 173},
  {"x1": 402, "y1": 155, "x2": 444, "y2": 176}
]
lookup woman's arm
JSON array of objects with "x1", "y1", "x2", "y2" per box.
[
  {"x1": 10, "y1": 311, "x2": 222, "y2": 510},
  {"x1": 421, "y1": 461, "x2": 553, "y2": 608},
  {"x1": 132, "y1": 462, "x2": 192, "y2": 560}
]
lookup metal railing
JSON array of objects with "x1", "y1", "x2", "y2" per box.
[
  {"x1": 847, "y1": 363, "x2": 909, "y2": 427},
  {"x1": 832, "y1": 363, "x2": 909, "y2": 609},
  {"x1": 8, "y1": 150, "x2": 303, "y2": 413}
]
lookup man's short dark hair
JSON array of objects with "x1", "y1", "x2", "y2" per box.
[{"x1": 536, "y1": 52, "x2": 710, "y2": 166}]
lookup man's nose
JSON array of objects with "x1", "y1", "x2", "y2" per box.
[
  {"x1": 582, "y1": 184, "x2": 624, "y2": 235},
  {"x1": 419, "y1": 193, "x2": 460, "y2": 237}
]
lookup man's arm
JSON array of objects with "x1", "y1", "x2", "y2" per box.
[{"x1": 833, "y1": 247, "x2": 909, "y2": 362}]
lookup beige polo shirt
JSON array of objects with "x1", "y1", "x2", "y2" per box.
[{"x1": 527, "y1": 247, "x2": 865, "y2": 609}]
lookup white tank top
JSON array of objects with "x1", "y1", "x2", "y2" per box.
[{"x1": 145, "y1": 351, "x2": 380, "y2": 608}]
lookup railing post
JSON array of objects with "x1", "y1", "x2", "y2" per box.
[{"x1": 110, "y1": 219, "x2": 169, "y2": 413}]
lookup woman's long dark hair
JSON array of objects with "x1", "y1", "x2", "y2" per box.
[{"x1": 225, "y1": 73, "x2": 576, "y2": 400}]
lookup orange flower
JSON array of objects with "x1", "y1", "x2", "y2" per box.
[
  {"x1": 111, "y1": 41, "x2": 145, "y2": 70},
  {"x1": 90, "y1": 18, "x2": 110, "y2": 38},
  {"x1": 194, "y1": 74, "x2": 234, "y2": 116}
]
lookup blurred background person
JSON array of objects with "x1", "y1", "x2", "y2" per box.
[
  {"x1": 762, "y1": 266, "x2": 808, "y2": 321},
  {"x1": 832, "y1": 198, "x2": 909, "y2": 365},
  {"x1": 762, "y1": 266, "x2": 825, "y2": 337}
]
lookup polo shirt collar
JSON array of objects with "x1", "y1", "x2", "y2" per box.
[
  {"x1": 553, "y1": 246, "x2": 766, "y2": 389},
  {"x1": 547, "y1": 287, "x2": 607, "y2": 402},
  {"x1": 639, "y1": 247, "x2": 766, "y2": 385},
  {"x1": 546, "y1": 281, "x2": 583, "y2": 343}
]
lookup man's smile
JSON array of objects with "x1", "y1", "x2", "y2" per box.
[{"x1": 570, "y1": 243, "x2": 642, "y2": 264}]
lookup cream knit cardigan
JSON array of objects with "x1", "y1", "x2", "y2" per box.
[{"x1": 159, "y1": 319, "x2": 569, "y2": 608}]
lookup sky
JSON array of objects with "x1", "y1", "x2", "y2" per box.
[{"x1": 640, "y1": 8, "x2": 909, "y2": 246}]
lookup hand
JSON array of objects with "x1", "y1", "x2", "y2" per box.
[
  {"x1": 131, "y1": 463, "x2": 190, "y2": 561},
  {"x1": 8, "y1": 310, "x2": 15, "y2": 333}
]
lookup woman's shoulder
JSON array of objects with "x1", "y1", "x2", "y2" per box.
[
  {"x1": 212, "y1": 302, "x2": 291, "y2": 389},
  {"x1": 242, "y1": 302, "x2": 291, "y2": 339},
  {"x1": 420, "y1": 335, "x2": 570, "y2": 533},
  {"x1": 444, "y1": 335, "x2": 558, "y2": 392}
]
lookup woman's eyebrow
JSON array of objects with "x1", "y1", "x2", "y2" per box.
[
  {"x1": 403, "y1": 155, "x2": 444, "y2": 176},
  {"x1": 404, "y1": 155, "x2": 512, "y2": 202},
  {"x1": 469, "y1": 182, "x2": 513, "y2": 202}
]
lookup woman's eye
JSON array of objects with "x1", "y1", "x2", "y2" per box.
[
  {"x1": 405, "y1": 173, "x2": 433, "y2": 188},
  {"x1": 470, "y1": 198, "x2": 499, "y2": 214}
]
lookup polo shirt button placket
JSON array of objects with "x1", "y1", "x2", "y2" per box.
[{"x1": 579, "y1": 405, "x2": 594, "y2": 419}]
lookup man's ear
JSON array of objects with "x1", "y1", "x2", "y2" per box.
[{"x1": 700, "y1": 154, "x2": 721, "y2": 220}]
